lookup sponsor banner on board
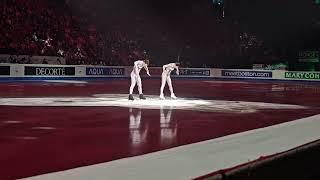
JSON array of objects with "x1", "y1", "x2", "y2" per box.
[
  {"x1": 141, "y1": 68, "x2": 210, "y2": 77},
  {"x1": 86, "y1": 67, "x2": 125, "y2": 76},
  {"x1": 25, "y1": 66, "x2": 75, "y2": 76},
  {"x1": 178, "y1": 68, "x2": 210, "y2": 76},
  {"x1": 222, "y1": 70, "x2": 272, "y2": 78},
  {"x1": 285, "y1": 71, "x2": 320, "y2": 80}
]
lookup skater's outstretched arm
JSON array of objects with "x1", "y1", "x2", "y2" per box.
[
  {"x1": 174, "y1": 64, "x2": 179, "y2": 75},
  {"x1": 144, "y1": 62, "x2": 150, "y2": 76}
]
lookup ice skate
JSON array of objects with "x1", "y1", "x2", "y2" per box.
[
  {"x1": 128, "y1": 94, "x2": 134, "y2": 100},
  {"x1": 171, "y1": 93, "x2": 177, "y2": 99},
  {"x1": 160, "y1": 94, "x2": 165, "y2": 100},
  {"x1": 139, "y1": 94, "x2": 146, "y2": 100}
]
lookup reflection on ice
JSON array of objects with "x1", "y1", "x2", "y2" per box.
[
  {"x1": 129, "y1": 106, "x2": 177, "y2": 150},
  {"x1": 129, "y1": 108, "x2": 148, "y2": 147},
  {"x1": 160, "y1": 107, "x2": 177, "y2": 146}
]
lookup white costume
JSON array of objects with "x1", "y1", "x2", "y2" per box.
[
  {"x1": 160, "y1": 63, "x2": 179, "y2": 99},
  {"x1": 129, "y1": 60, "x2": 150, "y2": 100}
]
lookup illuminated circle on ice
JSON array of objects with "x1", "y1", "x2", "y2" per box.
[{"x1": 0, "y1": 94, "x2": 307, "y2": 113}]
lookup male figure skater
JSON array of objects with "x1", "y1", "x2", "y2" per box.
[
  {"x1": 160, "y1": 62, "x2": 179, "y2": 99},
  {"x1": 129, "y1": 59, "x2": 150, "y2": 100}
]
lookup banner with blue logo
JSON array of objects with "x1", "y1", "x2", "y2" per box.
[{"x1": 86, "y1": 67, "x2": 125, "y2": 76}]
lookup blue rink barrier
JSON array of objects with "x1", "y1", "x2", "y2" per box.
[
  {"x1": 0, "y1": 64, "x2": 320, "y2": 83},
  {"x1": 1, "y1": 77, "x2": 320, "y2": 85}
]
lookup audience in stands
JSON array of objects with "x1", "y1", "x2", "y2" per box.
[
  {"x1": 0, "y1": 0, "x2": 282, "y2": 67},
  {"x1": 0, "y1": 0, "x2": 146, "y2": 65}
]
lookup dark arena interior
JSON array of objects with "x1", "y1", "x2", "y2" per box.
[{"x1": 1, "y1": 0, "x2": 320, "y2": 180}]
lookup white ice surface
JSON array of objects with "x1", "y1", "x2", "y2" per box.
[{"x1": 23, "y1": 114, "x2": 320, "y2": 180}]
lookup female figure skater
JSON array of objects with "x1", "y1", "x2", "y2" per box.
[
  {"x1": 129, "y1": 59, "x2": 150, "y2": 100},
  {"x1": 160, "y1": 62, "x2": 179, "y2": 99}
]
